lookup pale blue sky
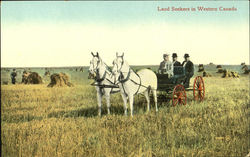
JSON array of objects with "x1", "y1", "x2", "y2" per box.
[
  {"x1": 1, "y1": 1, "x2": 249, "y2": 67},
  {"x1": 2, "y1": 1, "x2": 248, "y2": 25}
]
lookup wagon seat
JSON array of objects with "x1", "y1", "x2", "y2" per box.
[{"x1": 172, "y1": 66, "x2": 186, "y2": 84}]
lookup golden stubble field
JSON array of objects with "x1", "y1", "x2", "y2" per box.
[{"x1": 1, "y1": 74, "x2": 249, "y2": 157}]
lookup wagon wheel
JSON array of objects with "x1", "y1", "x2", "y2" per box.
[
  {"x1": 172, "y1": 84, "x2": 187, "y2": 106},
  {"x1": 193, "y1": 76, "x2": 205, "y2": 101}
]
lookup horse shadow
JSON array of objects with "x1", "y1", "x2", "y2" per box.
[
  {"x1": 47, "y1": 93, "x2": 173, "y2": 119},
  {"x1": 47, "y1": 97, "x2": 170, "y2": 118},
  {"x1": 47, "y1": 105, "x2": 127, "y2": 118}
]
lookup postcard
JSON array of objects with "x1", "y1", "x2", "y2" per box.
[{"x1": 1, "y1": 1, "x2": 249, "y2": 156}]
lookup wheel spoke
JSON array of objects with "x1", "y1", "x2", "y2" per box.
[
  {"x1": 173, "y1": 84, "x2": 186, "y2": 106},
  {"x1": 193, "y1": 76, "x2": 205, "y2": 101},
  {"x1": 173, "y1": 99, "x2": 178, "y2": 106},
  {"x1": 180, "y1": 99, "x2": 184, "y2": 105}
]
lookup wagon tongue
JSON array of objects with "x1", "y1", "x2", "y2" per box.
[{"x1": 90, "y1": 82, "x2": 119, "y2": 88}]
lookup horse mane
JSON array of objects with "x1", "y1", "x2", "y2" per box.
[
  {"x1": 121, "y1": 60, "x2": 130, "y2": 73},
  {"x1": 99, "y1": 57, "x2": 112, "y2": 73}
]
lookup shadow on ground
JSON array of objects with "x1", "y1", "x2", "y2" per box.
[
  {"x1": 47, "y1": 105, "x2": 125, "y2": 118},
  {"x1": 47, "y1": 96, "x2": 171, "y2": 118}
]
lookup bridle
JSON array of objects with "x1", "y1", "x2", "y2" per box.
[
  {"x1": 89, "y1": 52, "x2": 118, "y2": 89},
  {"x1": 90, "y1": 52, "x2": 101, "y2": 73},
  {"x1": 113, "y1": 56, "x2": 143, "y2": 96},
  {"x1": 91, "y1": 58, "x2": 109, "y2": 83},
  {"x1": 113, "y1": 56, "x2": 124, "y2": 75},
  {"x1": 91, "y1": 59, "x2": 100, "y2": 73}
]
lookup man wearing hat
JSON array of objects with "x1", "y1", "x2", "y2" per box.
[
  {"x1": 172, "y1": 53, "x2": 181, "y2": 67},
  {"x1": 182, "y1": 53, "x2": 194, "y2": 88},
  {"x1": 158, "y1": 53, "x2": 173, "y2": 77}
]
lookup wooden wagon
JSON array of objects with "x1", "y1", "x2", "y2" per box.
[{"x1": 156, "y1": 66, "x2": 205, "y2": 106}]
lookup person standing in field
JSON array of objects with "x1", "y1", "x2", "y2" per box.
[
  {"x1": 172, "y1": 53, "x2": 181, "y2": 67},
  {"x1": 158, "y1": 53, "x2": 173, "y2": 77},
  {"x1": 182, "y1": 53, "x2": 194, "y2": 88},
  {"x1": 10, "y1": 69, "x2": 17, "y2": 84}
]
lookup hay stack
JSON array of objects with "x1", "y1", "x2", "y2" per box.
[
  {"x1": 79, "y1": 67, "x2": 84, "y2": 72},
  {"x1": 44, "y1": 71, "x2": 50, "y2": 77},
  {"x1": 217, "y1": 68, "x2": 224, "y2": 73},
  {"x1": 243, "y1": 70, "x2": 250, "y2": 74},
  {"x1": 216, "y1": 65, "x2": 224, "y2": 73},
  {"x1": 216, "y1": 65, "x2": 222, "y2": 69},
  {"x1": 198, "y1": 64, "x2": 205, "y2": 72},
  {"x1": 242, "y1": 65, "x2": 249, "y2": 74},
  {"x1": 203, "y1": 71, "x2": 212, "y2": 77},
  {"x1": 22, "y1": 71, "x2": 29, "y2": 84},
  {"x1": 22, "y1": 72, "x2": 43, "y2": 84},
  {"x1": 231, "y1": 71, "x2": 240, "y2": 78},
  {"x1": 27, "y1": 72, "x2": 43, "y2": 84},
  {"x1": 222, "y1": 70, "x2": 231, "y2": 78},
  {"x1": 47, "y1": 73, "x2": 73, "y2": 87},
  {"x1": 222, "y1": 70, "x2": 240, "y2": 78}
]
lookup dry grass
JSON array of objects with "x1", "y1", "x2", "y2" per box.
[{"x1": 1, "y1": 70, "x2": 249, "y2": 157}]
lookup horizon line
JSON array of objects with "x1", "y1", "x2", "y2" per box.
[{"x1": 1, "y1": 63, "x2": 248, "y2": 69}]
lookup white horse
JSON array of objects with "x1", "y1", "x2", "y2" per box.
[
  {"x1": 88, "y1": 52, "x2": 119, "y2": 116},
  {"x1": 112, "y1": 52, "x2": 158, "y2": 116}
]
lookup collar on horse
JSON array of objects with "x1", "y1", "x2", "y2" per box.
[
  {"x1": 93, "y1": 69, "x2": 119, "y2": 88},
  {"x1": 118, "y1": 68, "x2": 131, "y2": 83},
  {"x1": 118, "y1": 68, "x2": 142, "y2": 96},
  {"x1": 95, "y1": 69, "x2": 107, "y2": 82}
]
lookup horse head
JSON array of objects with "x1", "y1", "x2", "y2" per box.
[
  {"x1": 88, "y1": 52, "x2": 101, "y2": 79},
  {"x1": 112, "y1": 52, "x2": 125, "y2": 75}
]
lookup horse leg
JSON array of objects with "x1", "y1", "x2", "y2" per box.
[
  {"x1": 144, "y1": 90, "x2": 150, "y2": 113},
  {"x1": 152, "y1": 89, "x2": 158, "y2": 112},
  {"x1": 105, "y1": 92, "x2": 111, "y2": 115},
  {"x1": 97, "y1": 90, "x2": 103, "y2": 116},
  {"x1": 121, "y1": 93, "x2": 128, "y2": 116},
  {"x1": 128, "y1": 94, "x2": 134, "y2": 117}
]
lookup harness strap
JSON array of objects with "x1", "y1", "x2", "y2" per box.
[
  {"x1": 95, "y1": 70, "x2": 107, "y2": 82},
  {"x1": 91, "y1": 69, "x2": 119, "y2": 88},
  {"x1": 130, "y1": 71, "x2": 141, "y2": 95},
  {"x1": 121, "y1": 82, "x2": 128, "y2": 97},
  {"x1": 118, "y1": 69, "x2": 131, "y2": 83},
  {"x1": 118, "y1": 69, "x2": 131, "y2": 96},
  {"x1": 119, "y1": 69, "x2": 150, "y2": 96}
]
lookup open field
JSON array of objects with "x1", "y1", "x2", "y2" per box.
[{"x1": 1, "y1": 65, "x2": 249, "y2": 156}]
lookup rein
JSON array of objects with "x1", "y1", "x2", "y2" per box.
[
  {"x1": 95, "y1": 69, "x2": 107, "y2": 82},
  {"x1": 118, "y1": 69, "x2": 131, "y2": 83},
  {"x1": 90, "y1": 60, "x2": 119, "y2": 89},
  {"x1": 116, "y1": 61, "x2": 148, "y2": 96}
]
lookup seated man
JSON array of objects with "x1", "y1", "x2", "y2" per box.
[
  {"x1": 158, "y1": 53, "x2": 173, "y2": 77},
  {"x1": 182, "y1": 53, "x2": 194, "y2": 88},
  {"x1": 172, "y1": 53, "x2": 181, "y2": 66}
]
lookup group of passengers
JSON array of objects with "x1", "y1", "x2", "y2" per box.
[{"x1": 158, "y1": 53, "x2": 194, "y2": 88}]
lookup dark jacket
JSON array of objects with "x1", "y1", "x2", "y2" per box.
[
  {"x1": 182, "y1": 60, "x2": 194, "y2": 76},
  {"x1": 173, "y1": 61, "x2": 181, "y2": 66},
  {"x1": 11, "y1": 72, "x2": 17, "y2": 78}
]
